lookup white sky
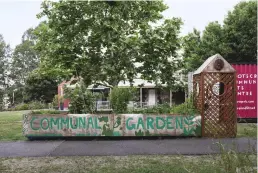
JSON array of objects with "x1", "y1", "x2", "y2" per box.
[{"x1": 0, "y1": 0, "x2": 242, "y2": 49}]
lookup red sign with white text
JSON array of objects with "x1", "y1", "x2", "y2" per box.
[{"x1": 232, "y1": 64, "x2": 257, "y2": 118}]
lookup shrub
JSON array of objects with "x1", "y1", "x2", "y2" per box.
[
  {"x1": 28, "y1": 101, "x2": 47, "y2": 110},
  {"x1": 63, "y1": 85, "x2": 102, "y2": 114},
  {"x1": 52, "y1": 95, "x2": 59, "y2": 107},
  {"x1": 170, "y1": 95, "x2": 199, "y2": 115},
  {"x1": 128, "y1": 103, "x2": 171, "y2": 114},
  {"x1": 12, "y1": 101, "x2": 47, "y2": 111},
  {"x1": 31, "y1": 110, "x2": 66, "y2": 115},
  {"x1": 14, "y1": 103, "x2": 29, "y2": 110},
  {"x1": 109, "y1": 87, "x2": 137, "y2": 113}
]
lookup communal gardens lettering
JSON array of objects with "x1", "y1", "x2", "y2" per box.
[{"x1": 24, "y1": 114, "x2": 201, "y2": 137}]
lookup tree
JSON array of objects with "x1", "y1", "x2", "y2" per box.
[
  {"x1": 0, "y1": 34, "x2": 11, "y2": 109},
  {"x1": 6, "y1": 28, "x2": 40, "y2": 105},
  {"x1": 23, "y1": 69, "x2": 58, "y2": 103},
  {"x1": 10, "y1": 28, "x2": 39, "y2": 87},
  {"x1": 183, "y1": 1, "x2": 257, "y2": 73},
  {"x1": 202, "y1": 21, "x2": 228, "y2": 58},
  {"x1": 183, "y1": 22, "x2": 229, "y2": 72},
  {"x1": 35, "y1": 1, "x2": 183, "y2": 89},
  {"x1": 182, "y1": 28, "x2": 203, "y2": 72},
  {"x1": 223, "y1": 1, "x2": 257, "y2": 63}
]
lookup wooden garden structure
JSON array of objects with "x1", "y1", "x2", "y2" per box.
[{"x1": 193, "y1": 54, "x2": 237, "y2": 138}]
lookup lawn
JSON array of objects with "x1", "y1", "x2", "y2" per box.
[
  {"x1": 0, "y1": 111, "x2": 29, "y2": 141},
  {"x1": 0, "y1": 155, "x2": 257, "y2": 173},
  {"x1": 0, "y1": 111, "x2": 256, "y2": 141}
]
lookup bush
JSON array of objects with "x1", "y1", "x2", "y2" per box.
[
  {"x1": 52, "y1": 95, "x2": 59, "y2": 107},
  {"x1": 170, "y1": 95, "x2": 199, "y2": 115},
  {"x1": 31, "y1": 110, "x2": 66, "y2": 115},
  {"x1": 14, "y1": 103, "x2": 29, "y2": 110},
  {"x1": 109, "y1": 87, "x2": 137, "y2": 113},
  {"x1": 28, "y1": 101, "x2": 47, "y2": 110},
  {"x1": 11, "y1": 101, "x2": 47, "y2": 111},
  {"x1": 128, "y1": 103, "x2": 171, "y2": 114},
  {"x1": 64, "y1": 85, "x2": 102, "y2": 114}
]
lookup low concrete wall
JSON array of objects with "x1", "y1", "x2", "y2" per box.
[{"x1": 23, "y1": 114, "x2": 201, "y2": 137}]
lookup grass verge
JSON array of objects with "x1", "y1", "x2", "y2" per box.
[{"x1": 0, "y1": 154, "x2": 257, "y2": 173}]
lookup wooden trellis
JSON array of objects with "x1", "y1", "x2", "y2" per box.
[{"x1": 193, "y1": 54, "x2": 237, "y2": 138}]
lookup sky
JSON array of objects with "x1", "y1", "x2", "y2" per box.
[{"x1": 0, "y1": 0, "x2": 242, "y2": 49}]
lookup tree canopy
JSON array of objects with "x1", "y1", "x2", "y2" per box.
[
  {"x1": 10, "y1": 28, "x2": 39, "y2": 87},
  {"x1": 183, "y1": 1, "x2": 257, "y2": 73},
  {"x1": 0, "y1": 35, "x2": 11, "y2": 109},
  {"x1": 35, "y1": 0, "x2": 183, "y2": 89},
  {"x1": 23, "y1": 69, "x2": 58, "y2": 103}
]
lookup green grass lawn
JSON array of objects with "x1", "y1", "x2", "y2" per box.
[
  {"x1": 0, "y1": 111, "x2": 256, "y2": 141},
  {"x1": 0, "y1": 155, "x2": 257, "y2": 173},
  {"x1": 0, "y1": 111, "x2": 29, "y2": 141}
]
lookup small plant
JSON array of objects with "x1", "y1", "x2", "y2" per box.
[
  {"x1": 215, "y1": 141, "x2": 257, "y2": 173},
  {"x1": 52, "y1": 95, "x2": 59, "y2": 110}
]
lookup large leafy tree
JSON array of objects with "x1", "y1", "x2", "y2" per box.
[
  {"x1": 183, "y1": 22, "x2": 228, "y2": 72},
  {"x1": 23, "y1": 69, "x2": 58, "y2": 103},
  {"x1": 0, "y1": 34, "x2": 11, "y2": 109},
  {"x1": 182, "y1": 28, "x2": 203, "y2": 73},
  {"x1": 6, "y1": 28, "x2": 40, "y2": 104},
  {"x1": 10, "y1": 28, "x2": 39, "y2": 87},
  {"x1": 35, "y1": 1, "x2": 183, "y2": 89},
  {"x1": 183, "y1": 1, "x2": 257, "y2": 73},
  {"x1": 223, "y1": 1, "x2": 257, "y2": 63}
]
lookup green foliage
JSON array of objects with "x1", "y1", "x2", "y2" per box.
[
  {"x1": 0, "y1": 34, "x2": 11, "y2": 110},
  {"x1": 52, "y1": 95, "x2": 59, "y2": 107},
  {"x1": 35, "y1": 1, "x2": 183, "y2": 89},
  {"x1": 183, "y1": 1, "x2": 257, "y2": 73},
  {"x1": 23, "y1": 69, "x2": 58, "y2": 103},
  {"x1": 9, "y1": 28, "x2": 39, "y2": 87},
  {"x1": 13, "y1": 103, "x2": 29, "y2": 111},
  {"x1": 10, "y1": 101, "x2": 47, "y2": 111},
  {"x1": 27, "y1": 101, "x2": 47, "y2": 110},
  {"x1": 223, "y1": 1, "x2": 257, "y2": 63},
  {"x1": 170, "y1": 96, "x2": 199, "y2": 115},
  {"x1": 109, "y1": 87, "x2": 137, "y2": 113},
  {"x1": 216, "y1": 142, "x2": 257, "y2": 173},
  {"x1": 128, "y1": 103, "x2": 171, "y2": 114},
  {"x1": 6, "y1": 87, "x2": 24, "y2": 105},
  {"x1": 0, "y1": 89, "x2": 4, "y2": 111},
  {"x1": 31, "y1": 110, "x2": 65, "y2": 115},
  {"x1": 63, "y1": 84, "x2": 102, "y2": 114}
]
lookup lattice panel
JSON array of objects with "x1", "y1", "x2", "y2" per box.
[{"x1": 202, "y1": 73, "x2": 236, "y2": 138}]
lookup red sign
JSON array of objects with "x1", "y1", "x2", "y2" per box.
[{"x1": 232, "y1": 64, "x2": 257, "y2": 118}]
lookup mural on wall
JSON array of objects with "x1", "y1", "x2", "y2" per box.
[{"x1": 23, "y1": 114, "x2": 202, "y2": 137}]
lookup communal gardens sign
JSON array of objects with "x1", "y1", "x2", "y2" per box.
[{"x1": 23, "y1": 113, "x2": 201, "y2": 137}]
